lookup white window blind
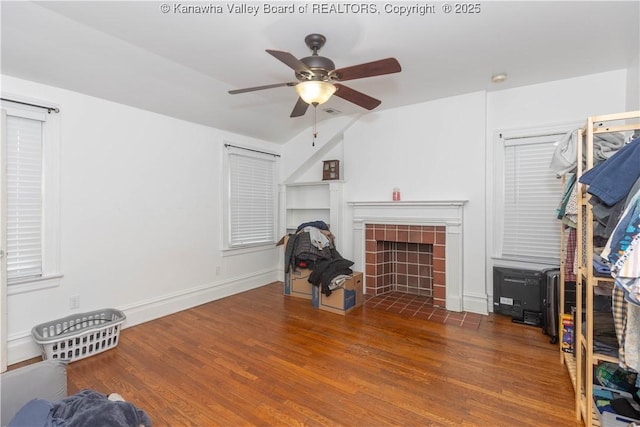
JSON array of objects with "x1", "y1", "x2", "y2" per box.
[
  {"x1": 6, "y1": 115, "x2": 44, "y2": 281},
  {"x1": 228, "y1": 150, "x2": 277, "y2": 247},
  {"x1": 502, "y1": 134, "x2": 563, "y2": 262}
]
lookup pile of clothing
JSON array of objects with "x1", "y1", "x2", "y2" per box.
[
  {"x1": 8, "y1": 389, "x2": 151, "y2": 427},
  {"x1": 283, "y1": 221, "x2": 354, "y2": 296}
]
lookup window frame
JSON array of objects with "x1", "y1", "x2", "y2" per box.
[
  {"x1": 222, "y1": 144, "x2": 278, "y2": 254},
  {"x1": 492, "y1": 122, "x2": 581, "y2": 266},
  {"x1": 2, "y1": 101, "x2": 62, "y2": 294}
]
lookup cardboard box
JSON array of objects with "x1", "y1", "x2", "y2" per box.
[
  {"x1": 284, "y1": 268, "x2": 313, "y2": 300},
  {"x1": 312, "y1": 272, "x2": 363, "y2": 315}
]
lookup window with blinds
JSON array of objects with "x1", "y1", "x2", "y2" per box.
[
  {"x1": 6, "y1": 115, "x2": 44, "y2": 281},
  {"x1": 502, "y1": 133, "x2": 564, "y2": 262},
  {"x1": 227, "y1": 149, "x2": 277, "y2": 247}
]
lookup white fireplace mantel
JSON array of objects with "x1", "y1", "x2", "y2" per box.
[
  {"x1": 348, "y1": 200, "x2": 467, "y2": 229},
  {"x1": 348, "y1": 200, "x2": 468, "y2": 312},
  {"x1": 349, "y1": 200, "x2": 466, "y2": 206}
]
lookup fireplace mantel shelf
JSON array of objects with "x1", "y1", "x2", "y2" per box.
[{"x1": 347, "y1": 200, "x2": 467, "y2": 207}]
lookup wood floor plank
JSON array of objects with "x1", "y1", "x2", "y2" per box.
[{"x1": 50, "y1": 282, "x2": 583, "y2": 426}]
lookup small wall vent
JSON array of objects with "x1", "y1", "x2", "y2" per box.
[{"x1": 323, "y1": 108, "x2": 342, "y2": 115}]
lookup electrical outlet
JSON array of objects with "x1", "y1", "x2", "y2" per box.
[{"x1": 70, "y1": 295, "x2": 80, "y2": 310}]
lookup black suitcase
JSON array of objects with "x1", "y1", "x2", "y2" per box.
[{"x1": 542, "y1": 269, "x2": 561, "y2": 344}]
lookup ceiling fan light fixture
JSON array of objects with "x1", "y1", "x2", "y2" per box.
[{"x1": 295, "y1": 81, "x2": 336, "y2": 105}]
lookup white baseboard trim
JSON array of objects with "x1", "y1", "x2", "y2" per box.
[
  {"x1": 120, "y1": 268, "x2": 278, "y2": 328},
  {"x1": 7, "y1": 269, "x2": 279, "y2": 365},
  {"x1": 6, "y1": 333, "x2": 39, "y2": 365},
  {"x1": 463, "y1": 294, "x2": 489, "y2": 315}
]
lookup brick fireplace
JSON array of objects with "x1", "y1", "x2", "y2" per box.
[
  {"x1": 348, "y1": 200, "x2": 467, "y2": 312},
  {"x1": 365, "y1": 224, "x2": 446, "y2": 307}
]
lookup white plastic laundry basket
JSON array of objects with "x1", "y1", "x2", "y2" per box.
[{"x1": 31, "y1": 308, "x2": 126, "y2": 362}]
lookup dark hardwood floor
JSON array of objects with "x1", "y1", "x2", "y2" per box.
[{"x1": 17, "y1": 282, "x2": 582, "y2": 426}]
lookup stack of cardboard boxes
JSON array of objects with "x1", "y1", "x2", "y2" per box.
[
  {"x1": 279, "y1": 232, "x2": 364, "y2": 315},
  {"x1": 284, "y1": 268, "x2": 363, "y2": 315},
  {"x1": 312, "y1": 272, "x2": 363, "y2": 315}
]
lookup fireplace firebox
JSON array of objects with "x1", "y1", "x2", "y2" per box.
[{"x1": 365, "y1": 224, "x2": 445, "y2": 306}]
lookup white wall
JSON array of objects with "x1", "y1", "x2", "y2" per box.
[
  {"x1": 627, "y1": 56, "x2": 639, "y2": 111},
  {"x1": 487, "y1": 69, "x2": 628, "y2": 132},
  {"x1": 344, "y1": 92, "x2": 488, "y2": 313},
  {"x1": 284, "y1": 91, "x2": 488, "y2": 313},
  {"x1": 3, "y1": 75, "x2": 282, "y2": 364},
  {"x1": 280, "y1": 114, "x2": 359, "y2": 184},
  {"x1": 3, "y1": 68, "x2": 634, "y2": 363},
  {"x1": 284, "y1": 69, "x2": 631, "y2": 315},
  {"x1": 485, "y1": 69, "x2": 628, "y2": 309}
]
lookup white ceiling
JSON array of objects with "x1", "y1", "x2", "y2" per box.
[{"x1": 2, "y1": 1, "x2": 639, "y2": 143}]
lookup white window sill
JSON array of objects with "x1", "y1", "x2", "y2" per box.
[
  {"x1": 491, "y1": 256, "x2": 559, "y2": 270},
  {"x1": 7, "y1": 273, "x2": 63, "y2": 295}
]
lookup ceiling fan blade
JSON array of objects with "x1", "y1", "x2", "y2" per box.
[
  {"x1": 334, "y1": 58, "x2": 401, "y2": 81},
  {"x1": 228, "y1": 82, "x2": 296, "y2": 95},
  {"x1": 290, "y1": 97, "x2": 309, "y2": 118},
  {"x1": 266, "y1": 49, "x2": 312, "y2": 75},
  {"x1": 333, "y1": 84, "x2": 381, "y2": 110}
]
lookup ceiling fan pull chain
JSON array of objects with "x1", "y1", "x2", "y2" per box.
[{"x1": 312, "y1": 105, "x2": 317, "y2": 146}]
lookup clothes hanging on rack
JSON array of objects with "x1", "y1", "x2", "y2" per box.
[
  {"x1": 625, "y1": 298, "x2": 640, "y2": 374},
  {"x1": 579, "y1": 136, "x2": 640, "y2": 207},
  {"x1": 564, "y1": 181, "x2": 578, "y2": 228},
  {"x1": 565, "y1": 227, "x2": 577, "y2": 282},
  {"x1": 602, "y1": 191, "x2": 640, "y2": 277},
  {"x1": 612, "y1": 286, "x2": 629, "y2": 367},
  {"x1": 550, "y1": 129, "x2": 626, "y2": 177},
  {"x1": 554, "y1": 136, "x2": 640, "y2": 288},
  {"x1": 559, "y1": 113, "x2": 640, "y2": 427},
  {"x1": 596, "y1": 144, "x2": 640, "y2": 373},
  {"x1": 557, "y1": 173, "x2": 577, "y2": 224},
  {"x1": 555, "y1": 173, "x2": 578, "y2": 280}
]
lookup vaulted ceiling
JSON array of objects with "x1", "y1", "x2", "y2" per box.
[{"x1": 2, "y1": 1, "x2": 638, "y2": 143}]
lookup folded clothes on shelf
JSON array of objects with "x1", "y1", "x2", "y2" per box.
[{"x1": 593, "y1": 253, "x2": 612, "y2": 276}]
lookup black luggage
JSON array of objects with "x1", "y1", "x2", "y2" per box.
[{"x1": 542, "y1": 269, "x2": 561, "y2": 344}]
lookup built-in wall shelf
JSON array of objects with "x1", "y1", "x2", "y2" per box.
[{"x1": 280, "y1": 181, "x2": 344, "y2": 249}]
